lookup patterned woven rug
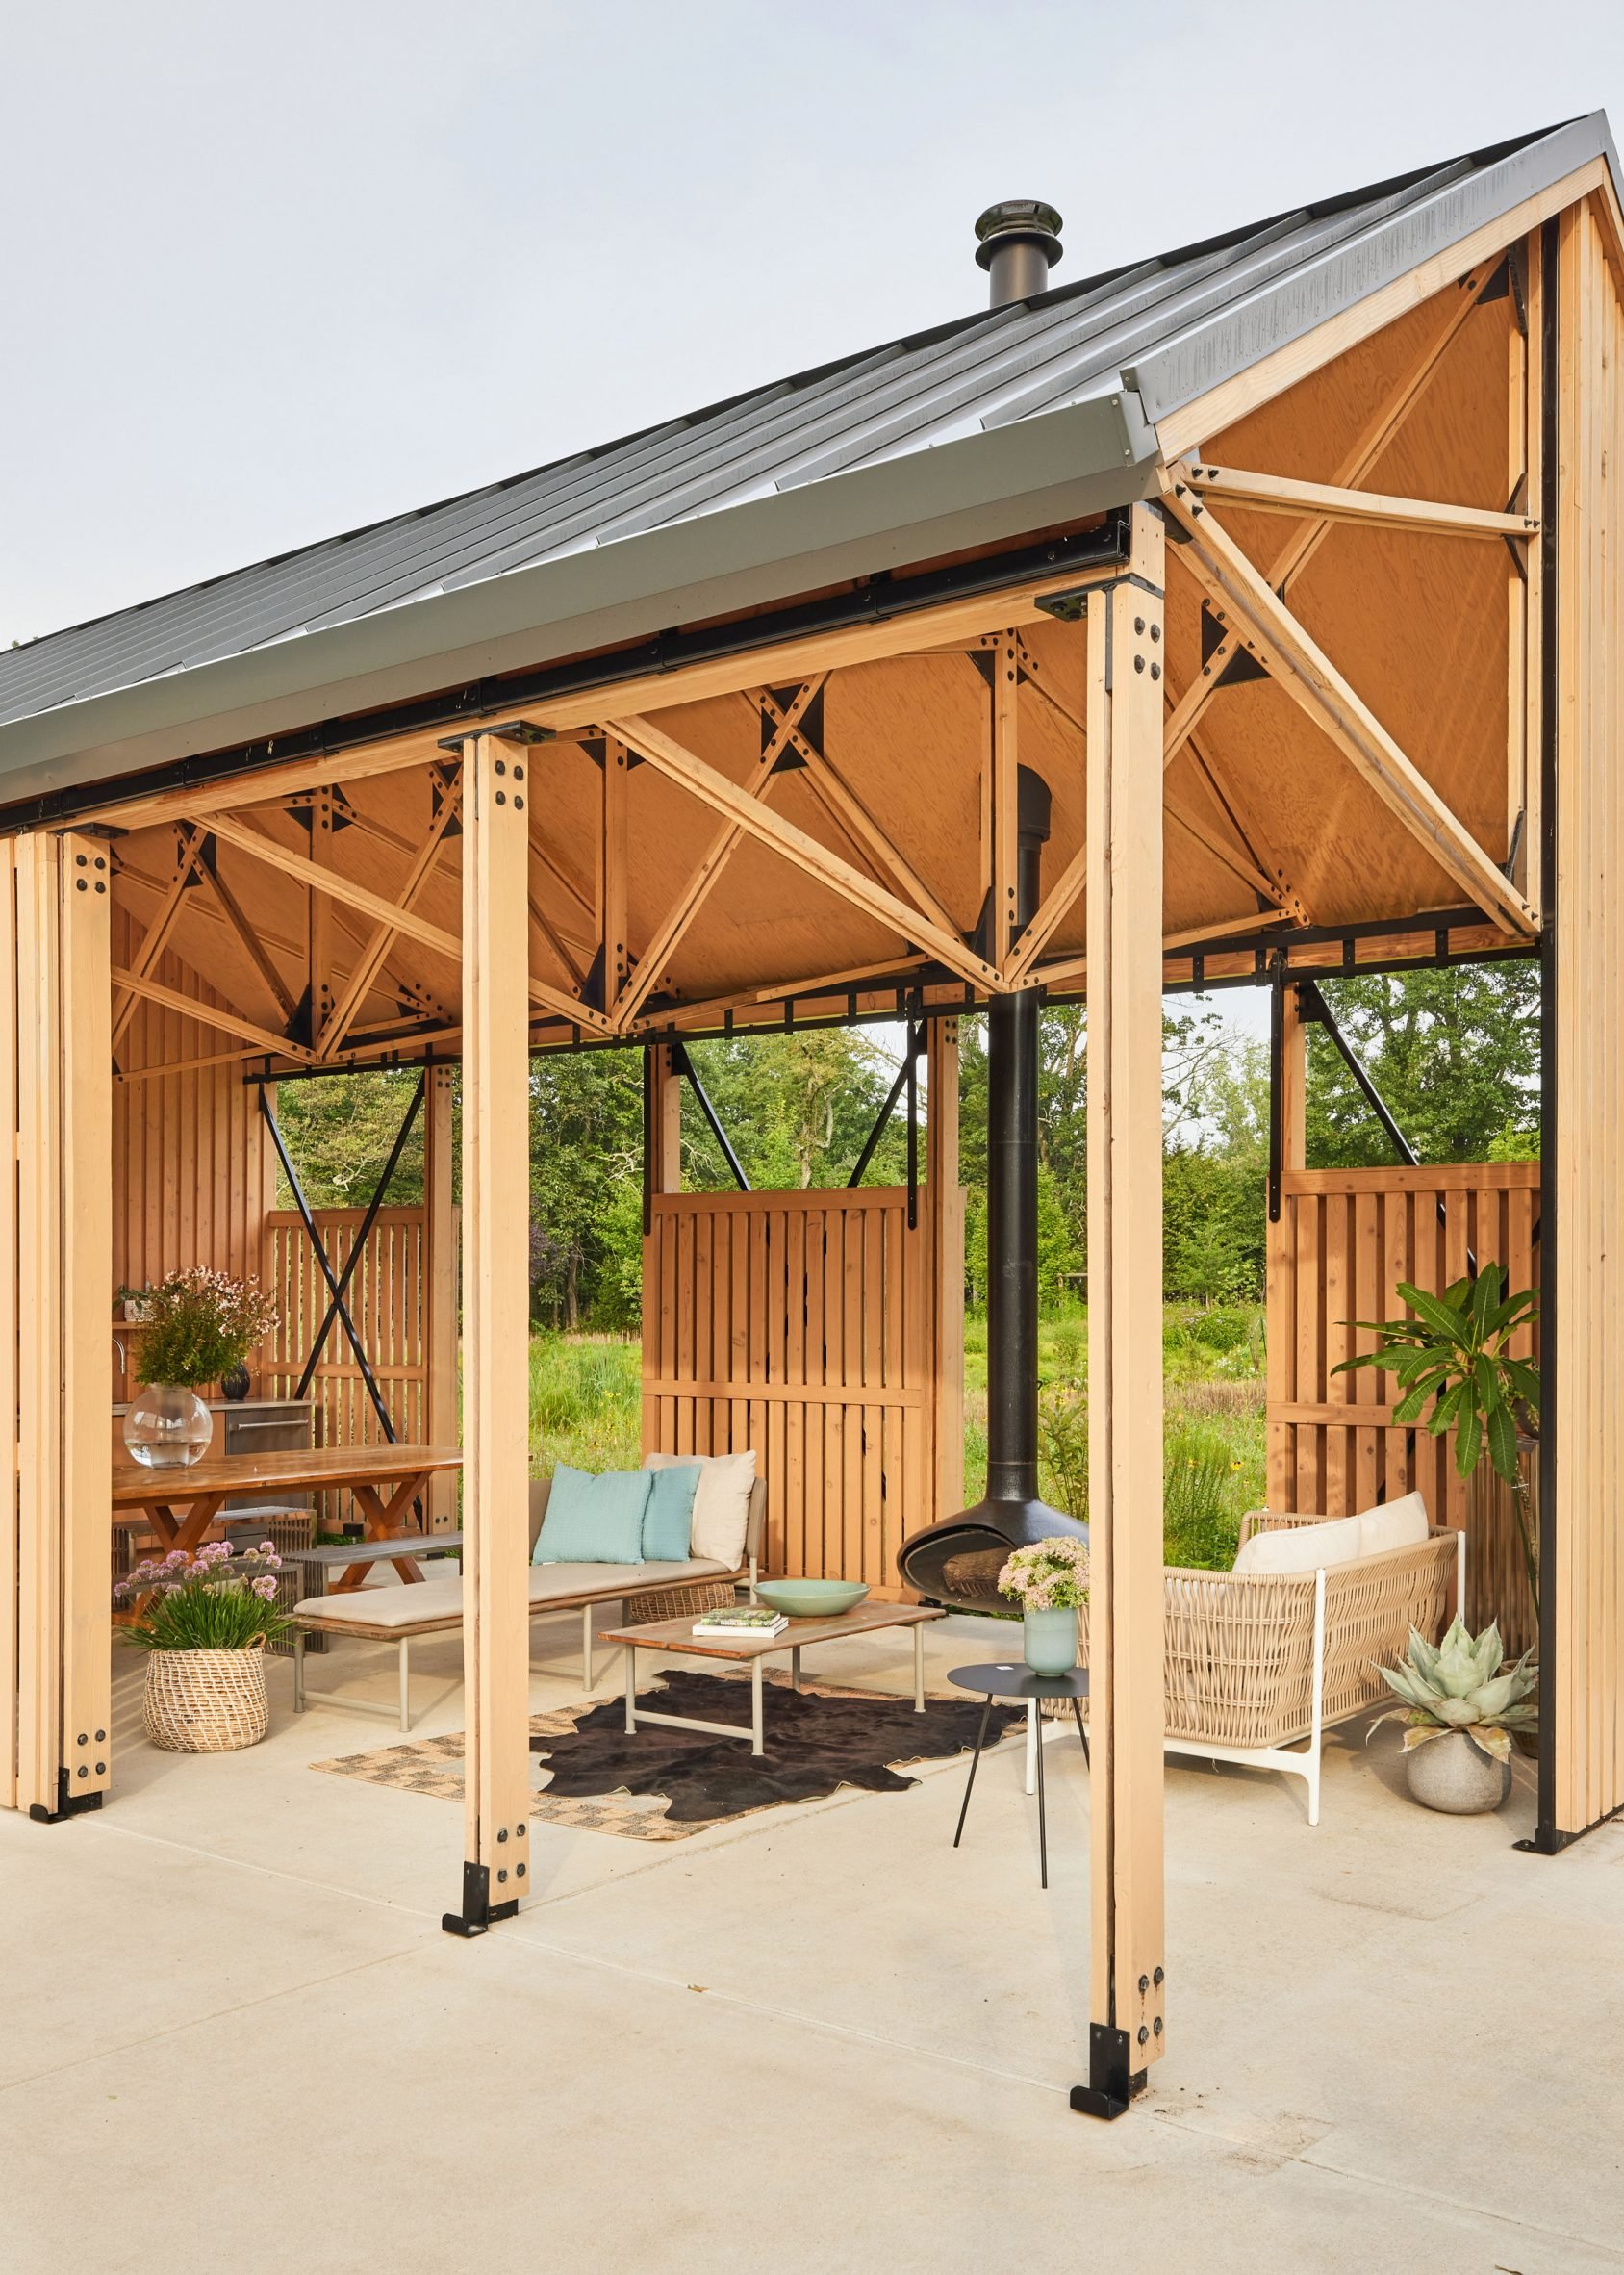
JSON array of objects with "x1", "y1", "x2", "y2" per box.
[{"x1": 311, "y1": 1669, "x2": 1025, "y2": 1843}]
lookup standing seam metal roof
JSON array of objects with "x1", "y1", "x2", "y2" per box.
[{"x1": 0, "y1": 115, "x2": 1610, "y2": 732}]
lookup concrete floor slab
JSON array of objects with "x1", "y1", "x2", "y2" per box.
[{"x1": 3, "y1": 1614, "x2": 1620, "y2": 2272}]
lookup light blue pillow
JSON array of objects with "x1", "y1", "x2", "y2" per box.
[
  {"x1": 643, "y1": 1463, "x2": 700, "y2": 1561},
  {"x1": 533, "y1": 1465, "x2": 650, "y2": 1566}
]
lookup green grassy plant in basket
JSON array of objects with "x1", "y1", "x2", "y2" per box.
[{"x1": 114, "y1": 1542, "x2": 291, "y2": 1651}]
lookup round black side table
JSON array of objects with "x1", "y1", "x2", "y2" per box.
[{"x1": 947, "y1": 1662, "x2": 1089, "y2": 1890}]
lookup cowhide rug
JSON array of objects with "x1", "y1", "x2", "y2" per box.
[{"x1": 528, "y1": 1670, "x2": 1027, "y2": 1824}]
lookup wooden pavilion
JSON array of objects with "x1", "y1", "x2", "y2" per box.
[{"x1": 1, "y1": 114, "x2": 1620, "y2": 2116}]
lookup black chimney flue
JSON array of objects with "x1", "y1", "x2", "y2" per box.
[{"x1": 898, "y1": 762, "x2": 1086, "y2": 1611}]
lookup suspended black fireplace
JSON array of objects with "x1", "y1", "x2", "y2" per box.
[{"x1": 898, "y1": 761, "x2": 1088, "y2": 1612}]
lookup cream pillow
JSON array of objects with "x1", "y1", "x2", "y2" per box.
[
  {"x1": 1231, "y1": 1513, "x2": 1364, "y2": 1576},
  {"x1": 1356, "y1": 1491, "x2": 1430, "y2": 1557},
  {"x1": 644, "y1": 1449, "x2": 756, "y2": 1567}
]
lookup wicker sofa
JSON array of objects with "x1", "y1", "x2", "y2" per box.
[
  {"x1": 1077, "y1": 1511, "x2": 1463, "y2": 1823},
  {"x1": 292, "y1": 1473, "x2": 763, "y2": 1731}
]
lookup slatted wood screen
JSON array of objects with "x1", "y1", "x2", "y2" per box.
[
  {"x1": 1267, "y1": 1162, "x2": 1540, "y2": 1636},
  {"x1": 642, "y1": 1189, "x2": 931, "y2": 1600},
  {"x1": 265, "y1": 1207, "x2": 430, "y2": 1452},
  {"x1": 112, "y1": 911, "x2": 277, "y2": 1399}
]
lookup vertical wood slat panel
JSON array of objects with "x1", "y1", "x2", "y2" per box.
[
  {"x1": 1266, "y1": 1163, "x2": 1542, "y2": 1642},
  {"x1": 110, "y1": 940, "x2": 276, "y2": 1403},
  {"x1": 640, "y1": 1189, "x2": 932, "y2": 1600},
  {"x1": 264, "y1": 1208, "x2": 430, "y2": 1525}
]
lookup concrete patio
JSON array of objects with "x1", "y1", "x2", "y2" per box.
[{"x1": 2, "y1": 1613, "x2": 1619, "y2": 2272}]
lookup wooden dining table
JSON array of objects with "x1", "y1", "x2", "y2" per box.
[{"x1": 112, "y1": 1444, "x2": 464, "y2": 1589}]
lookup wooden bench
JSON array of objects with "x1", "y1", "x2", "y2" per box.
[{"x1": 291, "y1": 1475, "x2": 763, "y2": 1731}]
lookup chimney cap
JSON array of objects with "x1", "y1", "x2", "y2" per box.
[{"x1": 974, "y1": 198, "x2": 1064, "y2": 274}]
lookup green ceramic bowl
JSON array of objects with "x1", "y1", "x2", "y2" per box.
[{"x1": 755, "y1": 1578, "x2": 870, "y2": 1620}]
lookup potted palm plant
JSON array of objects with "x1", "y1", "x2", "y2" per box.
[
  {"x1": 1333, "y1": 1264, "x2": 1539, "y2": 1618},
  {"x1": 121, "y1": 1267, "x2": 278, "y2": 1468},
  {"x1": 1372, "y1": 1617, "x2": 1537, "y2": 1812},
  {"x1": 114, "y1": 1541, "x2": 289, "y2": 1751}
]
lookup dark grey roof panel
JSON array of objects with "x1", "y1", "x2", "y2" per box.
[{"x1": 0, "y1": 114, "x2": 1611, "y2": 739}]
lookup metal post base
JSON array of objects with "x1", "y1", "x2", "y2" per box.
[
  {"x1": 1514, "y1": 1825, "x2": 1583, "y2": 1854},
  {"x1": 442, "y1": 1858, "x2": 520, "y2": 1939},
  {"x1": 28, "y1": 1775, "x2": 104, "y2": 1825},
  {"x1": 1069, "y1": 2025, "x2": 1147, "y2": 2122}
]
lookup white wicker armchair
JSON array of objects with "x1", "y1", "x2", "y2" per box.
[{"x1": 1077, "y1": 1514, "x2": 1463, "y2": 1823}]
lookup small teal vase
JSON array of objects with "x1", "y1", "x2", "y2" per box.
[{"x1": 1023, "y1": 1607, "x2": 1078, "y2": 1676}]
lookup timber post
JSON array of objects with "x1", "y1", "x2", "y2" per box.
[
  {"x1": 1076, "y1": 502, "x2": 1167, "y2": 2116},
  {"x1": 444, "y1": 731, "x2": 533, "y2": 1935},
  {"x1": 7, "y1": 833, "x2": 114, "y2": 1820}
]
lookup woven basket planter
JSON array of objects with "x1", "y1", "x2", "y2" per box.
[{"x1": 142, "y1": 1640, "x2": 269, "y2": 1752}]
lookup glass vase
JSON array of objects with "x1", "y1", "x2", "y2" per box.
[
  {"x1": 122, "y1": 1384, "x2": 214, "y2": 1469},
  {"x1": 1022, "y1": 1606, "x2": 1078, "y2": 1676}
]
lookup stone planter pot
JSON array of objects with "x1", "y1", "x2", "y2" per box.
[
  {"x1": 1023, "y1": 1607, "x2": 1078, "y2": 1676},
  {"x1": 1405, "y1": 1729, "x2": 1511, "y2": 1814},
  {"x1": 142, "y1": 1641, "x2": 268, "y2": 1752}
]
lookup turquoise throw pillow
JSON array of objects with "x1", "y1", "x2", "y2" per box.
[
  {"x1": 643, "y1": 1463, "x2": 700, "y2": 1561},
  {"x1": 533, "y1": 1466, "x2": 650, "y2": 1566}
]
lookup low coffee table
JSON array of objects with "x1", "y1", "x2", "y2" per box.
[
  {"x1": 948, "y1": 1662, "x2": 1090, "y2": 1889},
  {"x1": 598, "y1": 1600, "x2": 945, "y2": 1757}
]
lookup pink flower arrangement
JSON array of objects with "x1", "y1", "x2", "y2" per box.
[
  {"x1": 998, "y1": 1537, "x2": 1089, "y2": 1611},
  {"x1": 114, "y1": 1540, "x2": 289, "y2": 1651}
]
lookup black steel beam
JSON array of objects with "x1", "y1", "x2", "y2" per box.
[
  {"x1": 4, "y1": 517, "x2": 1131, "y2": 834},
  {"x1": 1527, "y1": 215, "x2": 1562, "y2": 1858},
  {"x1": 672, "y1": 1042, "x2": 749, "y2": 1192}
]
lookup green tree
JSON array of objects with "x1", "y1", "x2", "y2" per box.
[
  {"x1": 1306, "y1": 964, "x2": 1539, "y2": 1165},
  {"x1": 683, "y1": 1029, "x2": 911, "y2": 1191},
  {"x1": 273, "y1": 1069, "x2": 427, "y2": 1207},
  {"x1": 528, "y1": 1050, "x2": 643, "y2": 1328}
]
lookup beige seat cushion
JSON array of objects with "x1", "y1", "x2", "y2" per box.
[
  {"x1": 293, "y1": 1574, "x2": 465, "y2": 1627},
  {"x1": 1355, "y1": 1491, "x2": 1430, "y2": 1557},
  {"x1": 293, "y1": 1556, "x2": 731, "y2": 1629},
  {"x1": 524, "y1": 1556, "x2": 729, "y2": 1602},
  {"x1": 1231, "y1": 1512, "x2": 1364, "y2": 1576}
]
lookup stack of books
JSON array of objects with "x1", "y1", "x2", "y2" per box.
[{"x1": 693, "y1": 1604, "x2": 788, "y2": 1638}]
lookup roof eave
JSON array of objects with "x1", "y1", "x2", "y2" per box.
[
  {"x1": 1127, "y1": 112, "x2": 1621, "y2": 426},
  {"x1": 0, "y1": 390, "x2": 1158, "y2": 813}
]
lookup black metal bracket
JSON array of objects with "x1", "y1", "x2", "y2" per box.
[
  {"x1": 29, "y1": 1771, "x2": 105, "y2": 1825},
  {"x1": 847, "y1": 1018, "x2": 926, "y2": 1202},
  {"x1": 761, "y1": 683, "x2": 823, "y2": 771},
  {"x1": 671, "y1": 1042, "x2": 749, "y2": 1192},
  {"x1": 442, "y1": 1859, "x2": 520, "y2": 1938},
  {"x1": 1293, "y1": 978, "x2": 1477, "y2": 1279},
  {"x1": 295, "y1": 1073, "x2": 426, "y2": 1403},
  {"x1": 1514, "y1": 1825, "x2": 1583, "y2": 1855},
  {"x1": 436, "y1": 719, "x2": 554, "y2": 751},
  {"x1": 256, "y1": 1083, "x2": 402, "y2": 1447},
  {"x1": 1069, "y1": 2025, "x2": 1146, "y2": 2122}
]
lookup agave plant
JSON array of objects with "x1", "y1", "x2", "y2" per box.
[
  {"x1": 1334, "y1": 1264, "x2": 1540, "y2": 1617},
  {"x1": 1372, "y1": 1616, "x2": 1537, "y2": 1764}
]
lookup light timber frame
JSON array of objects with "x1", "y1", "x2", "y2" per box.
[
  {"x1": 3, "y1": 834, "x2": 113, "y2": 1819},
  {"x1": 6, "y1": 166, "x2": 1624, "y2": 2107}
]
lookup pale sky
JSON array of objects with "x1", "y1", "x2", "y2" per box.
[{"x1": 5, "y1": 0, "x2": 1622, "y2": 653}]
